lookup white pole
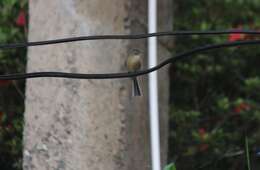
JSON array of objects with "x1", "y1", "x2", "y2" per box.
[{"x1": 148, "y1": 0, "x2": 161, "y2": 170}]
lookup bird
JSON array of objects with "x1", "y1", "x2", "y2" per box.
[{"x1": 126, "y1": 49, "x2": 142, "y2": 96}]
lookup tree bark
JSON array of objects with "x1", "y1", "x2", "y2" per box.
[{"x1": 23, "y1": 0, "x2": 172, "y2": 170}]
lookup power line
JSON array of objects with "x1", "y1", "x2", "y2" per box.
[
  {"x1": 0, "y1": 39, "x2": 259, "y2": 80},
  {"x1": 0, "y1": 30, "x2": 260, "y2": 50}
]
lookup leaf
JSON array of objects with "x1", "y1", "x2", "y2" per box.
[
  {"x1": 164, "y1": 163, "x2": 176, "y2": 170},
  {"x1": 217, "y1": 97, "x2": 230, "y2": 110},
  {"x1": 3, "y1": 0, "x2": 17, "y2": 7}
]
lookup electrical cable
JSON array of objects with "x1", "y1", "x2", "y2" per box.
[
  {"x1": 0, "y1": 39, "x2": 259, "y2": 80},
  {"x1": 0, "y1": 30, "x2": 260, "y2": 50}
]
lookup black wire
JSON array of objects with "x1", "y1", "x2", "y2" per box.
[
  {"x1": 0, "y1": 30, "x2": 260, "y2": 50},
  {"x1": 0, "y1": 39, "x2": 259, "y2": 80}
]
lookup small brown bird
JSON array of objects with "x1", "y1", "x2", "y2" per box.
[
  {"x1": 126, "y1": 49, "x2": 142, "y2": 72},
  {"x1": 126, "y1": 49, "x2": 142, "y2": 96}
]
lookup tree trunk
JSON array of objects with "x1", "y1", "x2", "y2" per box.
[{"x1": 23, "y1": 0, "x2": 172, "y2": 170}]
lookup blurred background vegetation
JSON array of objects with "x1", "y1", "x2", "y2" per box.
[
  {"x1": 0, "y1": 0, "x2": 27, "y2": 169},
  {"x1": 169, "y1": 0, "x2": 260, "y2": 170},
  {"x1": 0, "y1": 0, "x2": 260, "y2": 170}
]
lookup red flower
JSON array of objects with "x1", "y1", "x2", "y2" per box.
[
  {"x1": 16, "y1": 10, "x2": 26, "y2": 27},
  {"x1": 233, "y1": 103, "x2": 251, "y2": 113},
  {"x1": 239, "y1": 103, "x2": 251, "y2": 110},
  {"x1": 229, "y1": 33, "x2": 243, "y2": 42},
  {"x1": 234, "y1": 106, "x2": 241, "y2": 113},
  {"x1": 199, "y1": 144, "x2": 209, "y2": 152},
  {"x1": 199, "y1": 128, "x2": 206, "y2": 138},
  {"x1": 228, "y1": 26, "x2": 245, "y2": 42}
]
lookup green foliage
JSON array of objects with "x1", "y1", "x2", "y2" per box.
[
  {"x1": 0, "y1": 0, "x2": 27, "y2": 169},
  {"x1": 164, "y1": 163, "x2": 176, "y2": 170},
  {"x1": 169, "y1": 0, "x2": 260, "y2": 169}
]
